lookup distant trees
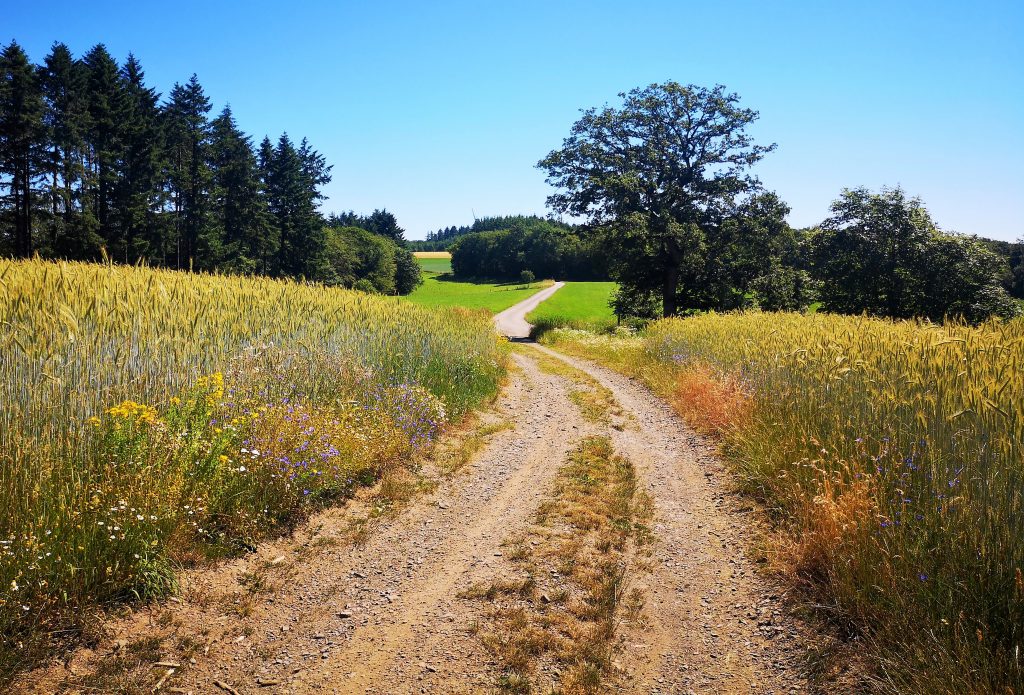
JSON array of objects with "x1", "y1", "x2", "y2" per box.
[
  {"x1": 329, "y1": 209, "x2": 406, "y2": 244},
  {"x1": 0, "y1": 40, "x2": 420, "y2": 294},
  {"x1": 412, "y1": 214, "x2": 560, "y2": 251},
  {"x1": 809, "y1": 187, "x2": 1018, "y2": 322},
  {"x1": 449, "y1": 217, "x2": 605, "y2": 281}
]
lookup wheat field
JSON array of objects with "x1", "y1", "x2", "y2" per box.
[
  {"x1": 0, "y1": 259, "x2": 506, "y2": 679},
  {"x1": 542, "y1": 313, "x2": 1024, "y2": 693}
]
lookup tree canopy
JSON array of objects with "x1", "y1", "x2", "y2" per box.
[
  {"x1": 809, "y1": 187, "x2": 1018, "y2": 322},
  {"x1": 449, "y1": 217, "x2": 605, "y2": 281},
  {"x1": 0, "y1": 40, "x2": 421, "y2": 295},
  {"x1": 538, "y1": 82, "x2": 775, "y2": 316}
]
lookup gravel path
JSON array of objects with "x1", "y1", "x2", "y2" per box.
[
  {"x1": 530, "y1": 343, "x2": 808, "y2": 694},
  {"x1": 492, "y1": 281, "x2": 565, "y2": 338}
]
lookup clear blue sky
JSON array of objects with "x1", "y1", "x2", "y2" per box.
[{"x1": 6, "y1": 0, "x2": 1023, "y2": 240}]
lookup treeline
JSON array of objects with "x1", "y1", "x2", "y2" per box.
[
  {"x1": 448, "y1": 215, "x2": 606, "y2": 281},
  {"x1": 607, "y1": 186, "x2": 1021, "y2": 324},
  {"x1": 410, "y1": 214, "x2": 562, "y2": 251},
  {"x1": 535, "y1": 81, "x2": 1021, "y2": 324},
  {"x1": 982, "y1": 237, "x2": 1024, "y2": 300},
  {"x1": 0, "y1": 40, "x2": 419, "y2": 294}
]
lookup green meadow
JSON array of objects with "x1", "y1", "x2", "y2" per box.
[
  {"x1": 405, "y1": 253, "x2": 553, "y2": 313},
  {"x1": 526, "y1": 281, "x2": 618, "y2": 334}
]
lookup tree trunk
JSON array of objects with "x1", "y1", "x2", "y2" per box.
[{"x1": 662, "y1": 263, "x2": 679, "y2": 317}]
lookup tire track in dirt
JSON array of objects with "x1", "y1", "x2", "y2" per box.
[
  {"x1": 529, "y1": 343, "x2": 807, "y2": 695},
  {"x1": 297, "y1": 352, "x2": 594, "y2": 694}
]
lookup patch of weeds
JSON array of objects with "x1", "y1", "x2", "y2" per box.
[
  {"x1": 460, "y1": 578, "x2": 536, "y2": 601},
  {"x1": 525, "y1": 349, "x2": 626, "y2": 426},
  {"x1": 463, "y1": 436, "x2": 653, "y2": 693},
  {"x1": 72, "y1": 635, "x2": 165, "y2": 694},
  {"x1": 436, "y1": 416, "x2": 514, "y2": 476}
]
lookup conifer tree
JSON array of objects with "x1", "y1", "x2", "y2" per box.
[
  {"x1": 264, "y1": 133, "x2": 331, "y2": 279},
  {"x1": 40, "y1": 42, "x2": 92, "y2": 256},
  {"x1": 164, "y1": 74, "x2": 213, "y2": 268},
  {"x1": 0, "y1": 40, "x2": 46, "y2": 256},
  {"x1": 256, "y1": 135, "x2": 279, "y2": 273},
  {"x1": 364, "y1": 208, "x2": 405, "y2": 243},
  {"x1": 209, "y1": 106, "x2": 271, "y2": 273},
  {"x1": 81, "y1": 44, "x2": 125, "y2": 251},
  {"x1": 115, "y1": 54, "x2": 162, "y2": 263}
]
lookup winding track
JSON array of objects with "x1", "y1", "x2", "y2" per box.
[{"x1": 492, "y1": 280, "x2": 565, "y2": 338}]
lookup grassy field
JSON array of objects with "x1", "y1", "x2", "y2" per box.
[
  {"x1": 404, "y1": 276, "x2": 552, "y2": 312},
  {"x1": 525, "y1": 281, "x2": 617, "y2": 335},
  {"x1": 0, "y1": 259, "x2": 507, "y2": 682},
  {"x1": 413, "y1": 251, "x2": 452, "y2": 275},
  {"x1": 541, "y1": 314, "x2": 1024, "y2": 694},
  {"x1": 406, "y1": 253, "x2": 552, "y2": 313}
]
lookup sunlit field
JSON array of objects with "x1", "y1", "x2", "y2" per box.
[
  {"x1": 525, "y1": 281, "x2": 617, "y2": 335},
  {"x1": 413, "y1": 252, "x2": 452, "y2": 275},
  {"x1": 542, "y1": 313, "x2": 1024, "y2": 694},
  {"x1": 404, "y1": 273, "x2": 552, "y2": 313},
  {"x1": 0, "y1": 259, "x2": 506, "y2": 680}
]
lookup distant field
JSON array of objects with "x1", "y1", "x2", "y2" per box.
[
  {"x1": 404, "y1": 275, "x2": 553, "y2": 313},
  {"x1": 414, "y1": 253, "x2": 452, "y2": 275},
  {"x1": 526, "y1": 281, "x2": 618, "y2": 334},
  {"x1": 408, "y1": 252, "x2": 553, "y2": 313}
]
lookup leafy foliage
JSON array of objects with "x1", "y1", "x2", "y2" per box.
[
  {"x1": 539, "y1": 82, "x2": 776, "y2": 316},
  {"x1": 809, "y1": 187, "x2": 1018, "y2": 322},
  {"x1": 450, "y1": 216, "x2": 605, "y2": 281}
]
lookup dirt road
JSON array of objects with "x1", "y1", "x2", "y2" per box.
[
  {"x1": 21, "y1": 288, "x2": 807, "y2": 694},
  {"x1": 492, "y1": 281, "x2": 565, "y2": 338},
  {"x1": 23, "y1": 344, "x2": 807, "y2": 694}
]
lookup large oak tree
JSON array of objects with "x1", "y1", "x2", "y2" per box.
[{"x1": 538, "y1": 82, "x2": 774, "y2": 316}]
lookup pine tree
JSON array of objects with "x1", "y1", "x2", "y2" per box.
[
  {"x1": 264, "y1": 133, "x2": 330, "y2": 279},
  {"x1": 40, "y1": 42, "x2": 93, "y2": 257},
  {"x1": 365, "y1": 208, "x2": 405, "y2": 243},
  {"x1": 114, "y1": 54, "x2": 163, "y2": 264},
  {"x1": 0, "y1": 40, "x2": 46, "y2": 257},
  {"x1": 164, "y1": 74, "x2": 213, "y2": 269},
  {"x1": 81, "y1": 44, "x2": 126, "y2": 254},
  {"x1": 209, "y1": 106, "x2": 271, "y2": 273},
  {"x1": 256, "y1": 135, "x2": 279, "y2": 274}
]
